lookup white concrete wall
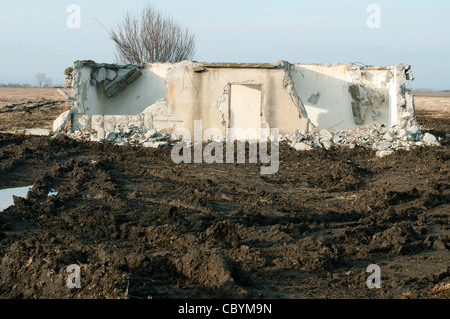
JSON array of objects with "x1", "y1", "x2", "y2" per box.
[
  {"x1": 166, "y1": 66, "x2": 309, "y2": 137},
  {"x1": 292, "y1": 63, "x2": 396, "y2": 130},
  {"x1": 82, "y1": 63, "x2": 169, "y2": 115},
  {"x1": 72, "y1": 67, "x2": 92, "y2": 114},
  {"x1": 70, "y1": 61, "x2": 415, "y2": 138}
]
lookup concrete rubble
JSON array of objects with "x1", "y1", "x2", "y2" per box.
[
  {"x1": 63, "y1": 125, "x2": 171, "y2": 148},
  {"x1": 283, "y1": 124, "x2": 441, "y2": 157},
  {"x1": 14, "y1": 128, "x2": 53, "y2": 136},
  {"x1": 54, "y1": 120, "x2": 443, "y2": 157}
]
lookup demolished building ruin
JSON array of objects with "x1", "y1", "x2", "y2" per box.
[{"x1": 53, "y1": 59, "x2": 440, "y2": 155}]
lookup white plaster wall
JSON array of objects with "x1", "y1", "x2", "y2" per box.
[
  {"x1": 71, "y1": 61, "x2": 410, "y2": 137},
  {"x1": 389, "y1": 70, "x2": 398, "y2": 126},
  {"x1": 72, "y1": 67, "x2": 92, "y2": 114},
  {"x1": 166, "y1": 67, "x2": 309, "y2": 137},
  {"x1": 361, "y1": 68, "x2": 393, "y2": 127},
  {"x1": 84, "y1": 63, "x2": 169, "y2": 115},
  {"x1": 292, "y1": 64, "x2": 355, "y2": 130},
  {"x1": 292, "y1": 63, "x2": 397, "y2": 130}
]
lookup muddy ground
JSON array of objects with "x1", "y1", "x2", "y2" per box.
[
  {"x1": 0, "y1": 90, "x2": 448, "y2": 299},
  {"x1": 0, "y1": 87, "x2": 70, "y2": 132}
]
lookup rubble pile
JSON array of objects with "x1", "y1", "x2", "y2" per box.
[
  {"x1": 283, "y1": 124, "x2": 441, "y2": 157},
  {"x1": 65, "y1": 125, "x2": 171, "y2": 148},
  {"x1": 59, "y1": 122, "x2": 443, "y2": 156}
]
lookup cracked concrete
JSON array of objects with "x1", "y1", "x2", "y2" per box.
[
  {"x1": 277, "y1": 60, "x2": 310, "y2": 120},
  {"x1": 58, "y1": 60, "x2": 419, "y2": 142}
]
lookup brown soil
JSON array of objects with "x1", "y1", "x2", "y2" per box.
[
  {"x1": 0, "y1": 87, "x2": 71, "y2": 132},
  {"x1": 0, "y1": 89, "x2": 448, "y2": 299}
]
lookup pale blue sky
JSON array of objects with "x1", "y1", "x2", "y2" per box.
[{"x1": 0, "y1": 0, "x2": 449, "y2": 89}]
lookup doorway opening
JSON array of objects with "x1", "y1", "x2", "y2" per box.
[{"x1": 228, "y1": 83, "x2": 263, "y2": 141}]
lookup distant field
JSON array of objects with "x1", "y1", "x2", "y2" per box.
[
  {"x1": 412, "y1": 90, "x2": 450, "y2": 97},
  {"x1": 0, "y1": 87, "x2": 70, "y2": 107},
  {"x1": 414, "y1": 96, "x2": 450, "y2": 114},
  {"x1": 414, "y1": 95, "x2": 450, "y2": 136},
  {"x1": 0, "y1": 87, "x2": 71, "y2": 132}
]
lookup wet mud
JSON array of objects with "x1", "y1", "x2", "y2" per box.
[{"x1": 0, "y1": 113, "x2": 448, "y2": 299}]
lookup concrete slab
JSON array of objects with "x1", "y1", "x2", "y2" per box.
[
  {"x1": 91, "y1": 115, "x2": 104, "y2": 133},
  {"x1": 114, "y1": 115, "x2": 129, "y2": 132},
  {"x1": 143, "y1": 113, "x2": 153, "y2": 130},
  {"x1": 104, "y1": 115, "x2": 116, "y2": 132},
  {"x1": 73, "y1": 114, "x2": 92, "y2": 131},
  {"x1": 128, "y1": 114, "x2": 144, "y2": 128},
  {"x1": 15, "y1": 128, "x2": 53, "y2": 136},
  {"x1": 53, "y1": 110, "x2": 72, "y2": 133}
]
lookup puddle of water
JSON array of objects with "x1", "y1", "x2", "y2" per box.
[
  {"x1": 0, "y1": 185, "x2": 33, "y2": 211},
  {"x1": 48, "y1": 189, "x2": 58, "y2": 196},
  {"x1": 0, "y1": 186, "x2": 58, "y2": 212}
]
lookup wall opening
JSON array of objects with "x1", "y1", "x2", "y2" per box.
[{"x1": 228, "y1": 83, "x2": 262, "y2": 141}]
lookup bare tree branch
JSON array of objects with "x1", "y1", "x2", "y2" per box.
[{"x1": 109, "y1": 5, "x2": 196, "y2": 64}]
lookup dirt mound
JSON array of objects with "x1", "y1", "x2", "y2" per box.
[
  {"x1": 205, "y1": 221, "x2": 241, "y2": 248},
  {"x1": 306, "y1": 158, "x2": 371, "y2": 191},
  {"x1": 0, "y1": 233, "x2": 128, "y2": 298},
  {"x1": 174, "y1": 249, "x2": 237, "y2": 290}
]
